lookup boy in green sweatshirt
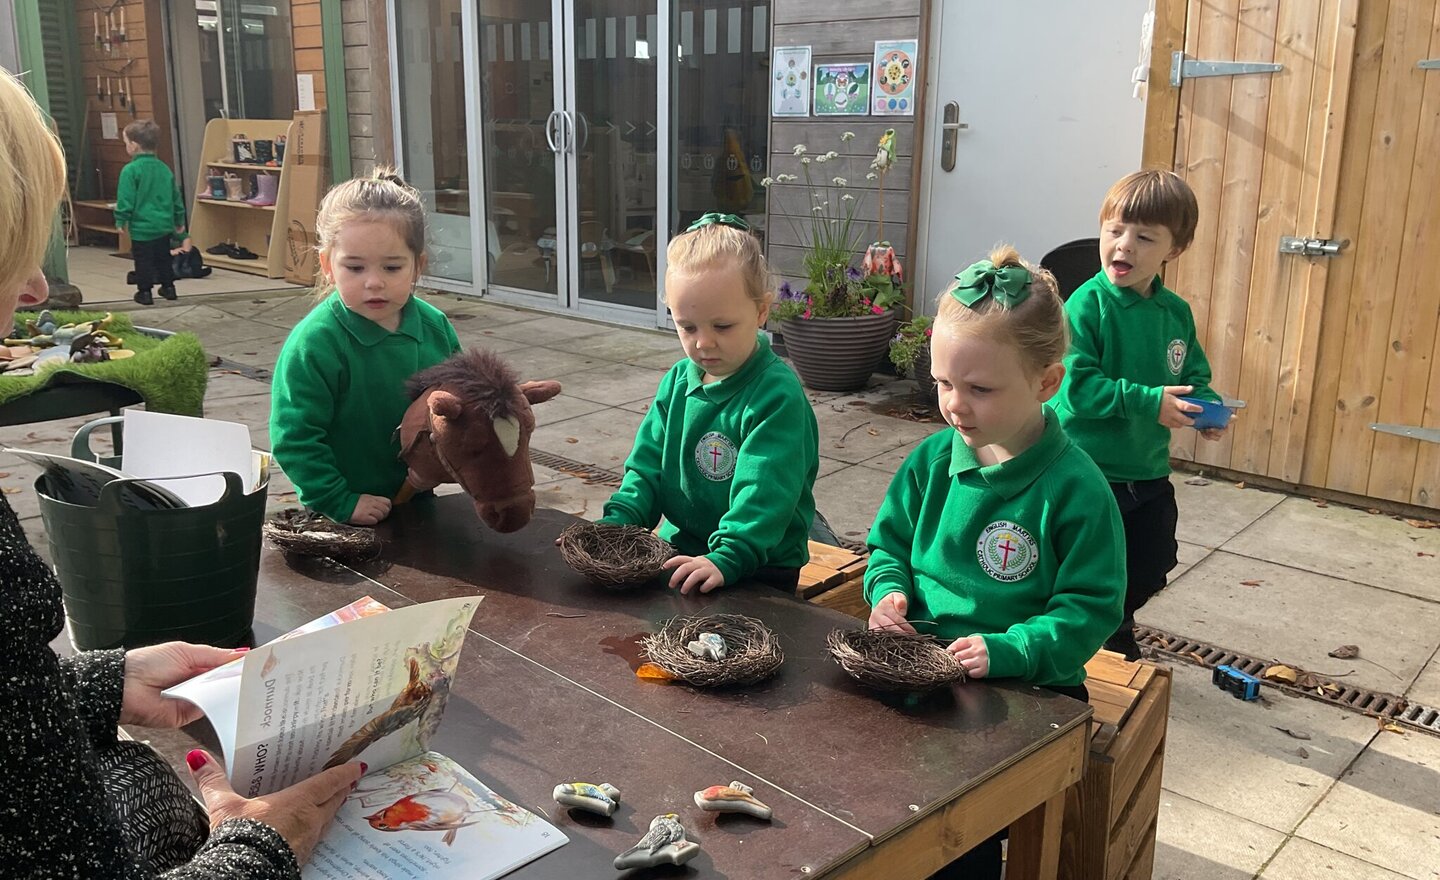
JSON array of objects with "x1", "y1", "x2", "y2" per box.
[
  {"x1": 1053, "y1": 170, "x2": 1230, "y2": 659},
  {"x1": 115, "y1": 120, "x2": 189, "y2": 305}
]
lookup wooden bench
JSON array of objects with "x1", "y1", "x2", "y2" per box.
[{"x1": 800, "y1": 546, "x2": 1169, "y2": 880}]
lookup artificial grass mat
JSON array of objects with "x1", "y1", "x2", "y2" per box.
[{"x1": 0, "y1": 310, "x2": 207, "y2": 415}]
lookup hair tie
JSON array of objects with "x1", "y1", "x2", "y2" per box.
[
  {"x1": 686, "y1": 212, "x2": 749, "y2": 233},
  {"x1": 951, "y1": 260, "x2": 1032, "y2": 309}
]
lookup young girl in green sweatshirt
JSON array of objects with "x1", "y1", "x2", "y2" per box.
[
  {"x1": 865, "y1": 246, "x2": 1125, "y2": 878},
  {"x1": 271, "y1": 170, "x2": 460, "y2": 525},
  {"x1": 598, "y1": 213, "x2": 818, "y2": 595}
]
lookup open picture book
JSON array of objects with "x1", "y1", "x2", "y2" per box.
[{"x1": 166, "y1": 596, "x2": 567, "y2": 879}]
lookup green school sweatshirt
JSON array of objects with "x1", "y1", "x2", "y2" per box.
[
  {"x1": 864, "y1": 411, "x2": 1125, "y2": 687},
  {"x1": 1053, "y1": 271, "x2": 1219, "y2": 482},
  {"x1": 271, "y1": 293, "x2": 461, "y2": 522},
  {"x1": 114, "y1": 153, "x2": 186, "y2": 242},
  {"x1": 599, "y1": 335, "x2": 818, "y2": 584}
]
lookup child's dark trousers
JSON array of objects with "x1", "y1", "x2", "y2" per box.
[
  {"x1": 131, "y1": 235, "x2": 176, "y2": 293},
  {"x1": 1105, "y1": 476, "x2": 1180, "y2": 659}
]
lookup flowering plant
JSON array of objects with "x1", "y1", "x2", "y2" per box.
[
  {"x1": 761, "y1": 131, "x2": 903, "y2": 321},
  {"x1": 888, "y1": 314, "x2": 934, "y2": 376}
]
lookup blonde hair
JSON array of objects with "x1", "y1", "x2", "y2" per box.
[
  {"x1": 0, "y1": 70, "x2": 67, "y2": 296},
  {"x1": 123, "y1": 119, "x2": 159, "y2": 151},
  {"x1": 665, "y1": 223, "x2": 772, "y2": 306},
  {"x1": 1100, "y1": 170, "x2": 1199, "y2": 250},
  {"x1": 936, "y1": 245, "x2": 1068, "y2": 376},
  {"x1": 314, "y1": 167, "x2": 427, "y2": 293}
]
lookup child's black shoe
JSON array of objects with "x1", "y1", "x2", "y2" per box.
[
  {"x1": 134, "y1": 289, "x2": 154, "y2": 306},
  {"x1": 159, "y1": 285, "x2": 178, "y2": 301}
]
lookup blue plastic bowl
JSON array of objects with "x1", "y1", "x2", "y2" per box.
[{"x1": 1180, "y1": 397, "x2": 1232, "y2": 430}]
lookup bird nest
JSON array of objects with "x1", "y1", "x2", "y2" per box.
[
  {"x1": 826, "y1": 628, "x2": 966, "y2": 692},
  {"x1": 557, "y1": 522, "x2": 674, "y2": 588},
  {"x1": 263, "y1": 509, "x2": 381, "y2": 562},
  {"x1": 642, "y1": 614, "x2": 784, "y2": 687}
]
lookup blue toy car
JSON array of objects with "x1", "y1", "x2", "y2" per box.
[
  {"x1": 1180, "y1": 397, "x2": 1233, "y2": 430},
  {"x1": 1212, "y1": 665, "x2": 1261, "y2": 700}
]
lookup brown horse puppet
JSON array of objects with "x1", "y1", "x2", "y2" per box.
[{"x1": 397, "y1": 349, "x2": 561, "y2": 532}]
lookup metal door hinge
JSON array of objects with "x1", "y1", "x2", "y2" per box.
[
  {"x1": 1170, "y1": 51, "x2": 1283, "y2": 86},
  {"x1": 1420, "y1": 59, "x2": 1440, "y2": 70},
  {"x1": 1371, "y1": 424, "x2": 1440, "y2": 444},
  {"x1": 1279, "y1": 236, "x2": 1348, "y2": 257}
]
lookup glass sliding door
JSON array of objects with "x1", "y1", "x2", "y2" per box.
[
  {"x1": 395, "y1": 0, "x2": 475, "y2": 284},
  {"x1": 195, "y1": 0, "x2": 296, "y2": 121}
]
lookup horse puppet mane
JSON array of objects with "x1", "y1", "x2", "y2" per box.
[{"x1": 406, "y1": 349, "x2": 521, "y2": 419}]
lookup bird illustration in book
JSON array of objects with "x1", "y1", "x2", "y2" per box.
[
  {"x1": 323, "y1": 657, "x2": 435, "y2": 769},
  {"x1": 365, "y1": 789, "x2": 490, "y2": 847}
]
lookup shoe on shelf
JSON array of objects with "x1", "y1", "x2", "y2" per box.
[
  {"x1": 205, "y1": 241, "x2": 233, "y2": 256},
  {"x1": 231, "y1": 245, "x2": 260, "y2": 260},
  {"x1": 134, "y1": 289, "x2": 154, "y2": 306},
  {"x1": 159, "y1": 285, "x2": 178, "y2": 301},
  {"x1": 244, "y1": 173, "x2": 278, "y2": 207}
]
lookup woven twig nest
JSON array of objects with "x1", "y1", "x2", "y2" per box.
[
  {"x1": 826, "y1": 628, "x2": 966, "y2": 692},
  {"x1": 263, "y1": 509, "x2": 381, "y2": 562},
  {"x1": 642, "y1": 614, "x2": 784, "y2": 687},
  {"x1": 557, "y1": 522, "x2": 674, "y2": 588}
]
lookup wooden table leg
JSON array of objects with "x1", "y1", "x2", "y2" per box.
[{"x1": 1006, "y1": 790, "x2": 1066, "y2": 880}]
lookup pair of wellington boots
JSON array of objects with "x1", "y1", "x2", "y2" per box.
[{"x1": 221, "y1": 173, "x2": 278, "y2": 207}]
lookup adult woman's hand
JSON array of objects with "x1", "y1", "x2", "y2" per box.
[
  {"x1": 187, "y1": 749, "x2": 363, "y2": 866},
  {"x1": 120, "y1": 641, "x2": 249, "y2": 728}
]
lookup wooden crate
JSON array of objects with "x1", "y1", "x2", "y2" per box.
[
  {"x1": 799, "y1": 541, "x2": 869, "y2": 618},
  {"x1": 1060, "y1": 651, "x2": 1171, "y2": 880}
]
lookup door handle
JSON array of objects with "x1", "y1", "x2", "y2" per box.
[
  {"x1": 573, "y1": 111, "x2": 590, "y2": 153},
  {"x1": 545, "y1": 110, "x2": 562, "y2": 153},
  {"x1": 940, "y1": 101, "x2": 967, "y2": 172}
]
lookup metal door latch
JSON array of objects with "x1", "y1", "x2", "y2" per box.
[
  {"x1": 1171, "y1": 51, "x2": 1283, "y2": 86},
  {"x1": 1420, "y1": 59, "x2": 1440, "y2": 70},
  {"x1": 1279, "y1": 236, "x2": 1349, "y2": 257}
]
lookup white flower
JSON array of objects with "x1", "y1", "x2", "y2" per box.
[
  {"x1": 801, "y1": 157, "x2": 811, "y2": 165},
  {"x1": 777, "y1": 173, "x2": 798, "y2": 183},
  {"x1": 793, "y1": 144, "x2": 808, "y2": 156},
  {"x1": 812, "y1": 205, "x2": 824, "y2": 213},
  {"x1": 760, "y1": 176, "x2": 774, "y2": 187},
  {"x1": 841, "y1": 131, "x2": 856, "y2": 141},
  {"x1": 826, "y1": 151, "x2": 839, "y2": 159},
  {"x1": 866, "y1": 172, "x2": 878, "y2": 180},
  {"x1": 841, "y1": 193, "x2": 855, "y2": 201},
  {"x1": 832, "y1": 177, "x2": 848, "y2": 186},
  {"x1": 815, "y1": 154, "x2": 829, "y2": 163}
]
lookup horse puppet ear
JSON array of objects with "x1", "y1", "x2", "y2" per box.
[
  {"x1": 519, "y1": 380, "x2": 562, "y2": 405},
  {"x1": 428, "y1": 389, "x2": 465, "y2": 421}
]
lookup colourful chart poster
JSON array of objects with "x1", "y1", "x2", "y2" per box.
[
  {"x1": 814, "y1": 62, "x2": 872, "y2": 116},
  {"x1": 772, "y1": 45, "x2": 812, "y2": 117},
  {"x1": 872, "y1": 39, "x2": 918, "y2": 116}
]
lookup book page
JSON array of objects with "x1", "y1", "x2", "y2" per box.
[
  {"x1": 232, "y1": 597, "x2": 480, "y2": 796},
  {"x1": 305, "y1": 752, "x2": 567, "y2": 880},
  {"x1": 121, "y1": 410, "x2": 255, "y2": 505}
]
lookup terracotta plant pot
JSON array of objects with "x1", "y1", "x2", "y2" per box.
[{"x1": 781, "y1": 311, "x2": 898, "y2": 392}]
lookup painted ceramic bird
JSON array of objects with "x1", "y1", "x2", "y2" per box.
[
  {"x1": 874, "y1": 128, "x2": 897, "y2": 173},
  {"x1": 613, "y1": 813, "x2": 701, "y2": 870},
  {"x1": 553, "y1": 781, "x2": 621, "y2": 816},
  {"x1": 685, "y1": 631, "x2": 727, "y2": 661},
  {"x1": 694, "y1": 781, "x2": 773, "y2": 821},
  {"x1": 324, "y1": 658, "x2": 433, "y2": 769},
  {"x1": 365, "y1": 789, "x2": 485, "y2": 846}
]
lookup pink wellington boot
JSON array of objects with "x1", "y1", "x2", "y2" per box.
[{"x1": 245, "y1": 173, "x2": 279, "y2": 207}]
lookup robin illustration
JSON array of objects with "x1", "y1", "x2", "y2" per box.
[{"x1": 365, "y1": 788, "x2": 487, "y2": 847}]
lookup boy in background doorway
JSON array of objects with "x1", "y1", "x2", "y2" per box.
[{"x1": 115, "y1": 119, "x2": 190, "y2": 305}]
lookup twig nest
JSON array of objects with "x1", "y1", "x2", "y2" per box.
[
  {"x1": 557, "y1": 522, "x2": 674, "y2": 588},
  {"x1": 642, "y1": 614, "x2": 783, "y2": 687},
  {"x1": 263, "y1": 509, "x2": 381, "y2": 562},
  {"x1": 826, "y1": 628, "x2": 966, "y2": 692}
]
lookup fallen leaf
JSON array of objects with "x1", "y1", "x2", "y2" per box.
[
  {"x1": 1240, "y1": 579, "x2": 1264, "y2": 586},
  {"x1": 1184, "y1": 477, "x2": 1211, "y2": 486},
  {"x1": 1263, "y1": 664, "x2": 1299, "y2": 684},
  {"x1": 565, "y1": 437, "x2": 578, "y2": 444},
  {"x1": 0, "y1": 472, "x2": 9, "y2": 478},
  {"x1": 1328, "y1": 644, "x2": 1360, "y2": 659},
  {"x1": 1310, "y1": 497, "x2": 1329, "y2": 508},
  {"x1": 866, "y1": 428, "x2": 880, "y2": 436},
  {"x1": 1420, "y1": 552, "x2": 1436, "y2": 558},
  {"x1": 1185, "y1": 651, "x2": 1207, "y2": 664},
  {"x1": 1318, "y1": 683, "x2": 1342, "y2": 698},
  {"x1": 636, "y1": 662, "x2": 677, "y2": 682},
  {"x1": 1236, "y1": 481, "x2": 1247, "y2": 489},
  {"x1": 1404, "y1": 518, "x2": 1439, "y2": 529},
  {"x1": 1296, "y1": 747, "x2": 1310, "y2": 758},
  {"x1": 1366, "y1": 508, "x2": 1381, "y2": 515},
  {"x1": 1378, "y1": 719, "x2": 1404, "y2": 734},
  {"x1": 1273, "y1": 726, "x2": 1312, "y2": 740},
  {"x1": 1293, "y1": 781, "x2": 1314, "y2": 788},
  {"x1": 2, "y1": 487, "x2": 20, "y2": 495}
]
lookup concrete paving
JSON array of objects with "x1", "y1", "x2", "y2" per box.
[{"x1": 5, "y1": 276, "x2": 1440, "y2": 879}]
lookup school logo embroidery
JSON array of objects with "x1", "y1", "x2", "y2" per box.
[
  {"x1": 1167, "y1": 338, "x2": 1187, "y2": 375},
  {"x1": 694, "y1": 431, "x2": 738, "y2": 481},
  {"x1": 976, "y1": 521, "x2": 1039, "y2": 582}
]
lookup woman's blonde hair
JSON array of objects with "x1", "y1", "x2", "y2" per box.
[
  {"x1": 665, "y1": 223, "x2": 772, "y2": 306},
  {"x1": 0, "y1": 70, "x2": 67, "y2": 295},
  {"x1": 314, "y1": 167, "x2": 427, "y2": 294},
  {"x1": 935, "y1": 244, "x2": 1068, "y2": 376}
]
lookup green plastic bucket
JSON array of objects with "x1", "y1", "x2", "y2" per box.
[{"x1": 37, "y1": 467, "x2": 266, "y2": 651}]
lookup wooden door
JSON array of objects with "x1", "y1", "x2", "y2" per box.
[{"x1": 1162, "y1": 0, "x2": 1360, "y2": 485}]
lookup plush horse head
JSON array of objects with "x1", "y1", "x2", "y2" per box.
[{"x1": 399, "y1": 349, "x2": 561, "y2": 533}]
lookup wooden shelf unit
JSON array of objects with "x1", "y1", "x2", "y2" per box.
[{"x1": 188, "y1": 118, "x2": 296, "y2": 278}]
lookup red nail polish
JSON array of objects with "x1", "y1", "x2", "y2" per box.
[
  {"x1": 360, "y1": 762, "x2": 369, "y2": 774},
  {"x1": 233, "y1": 647, "x2": 251, "y2": 653},
  {"x1": 185, "y1": 750, "x2": 207, "y2": 771}
]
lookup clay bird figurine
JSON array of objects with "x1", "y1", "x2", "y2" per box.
[
  {"x1": 323, "y1": 657, "x2": 433, "y2": 768},
  {"x1": 694, "y1": 781, "x2": 773, "y2": 821},
  {"x1": 685, "y1": 631, "x2": 727, "y2": 661},
  {"x1": 613, "y1": 813, "x2": 701, "y2": 870},
  {"x1": 552, "y1": 781, "x2": 621, "y2": 817},
  {"x1": 873, "y1": 128, "x2": 897, "y2": 173}
]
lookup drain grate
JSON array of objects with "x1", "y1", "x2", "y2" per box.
[
  {"x1": 529, "y1": 449, "x2": 625, "y2": 487},
  {"x1": 1135, "y1": 625, "x2": 1440, "y2": 738}
]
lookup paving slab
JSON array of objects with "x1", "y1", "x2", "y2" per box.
[
  {"x1": 456, "y1": 329, "x2": 532, "y2": 355},
  {"x1": 1172, "y1": 539, "x2": 1211, "y2": 581},
  {"x1": 1223, "y1": 497, "x2": 1440, "y2": 603},
  {"x1": 1297, "y1": 728, "x2": 1440, "y2": 880},
  {"x1": 626, "y1": 348, "x2": 690, "y2": 370},
  {"x1": 1173, "y1": 475, "x2": 1286, "y2": 548},
  {"x1": 493, "y1": 344, "x2": 608, "y2": 381},
  {"x1": 813, "y1": 463, "x2": 895, "y2": 541},
  {"x1": 813, "y1": 402, "x2": 936, "y2": 465},
  {"x1": 558, "y1": 363, "x2": 667, "y2": 407},
  {"x1": 1405, "y1": 652, "x2": 1440, "y2": 707},
  {"x1": 1159, "y1": 663, "x2": 1376, "y2": 833},
  {"x1": 533, "y1": 473, "x2": 618, "y2": 520},
  {"x1": 481, "y1": 313, "x2": 611, "y2": 343},
  {"x1": 616, "y1": 398, "x2": 653, "y2": 416},
  {"x1": 203, "y1": 332, "x2": 290, "y2": 368},
  {"x1": 565, "y1": 329, "x2": 676, "y2": 364},
  {"x1": 530, "y1": 393, "x2": 610, "y2": 429},
  {"x1": 858, "y1": 436, "x2": 930, "y2": 473},
  {"x1": 1261, "y1": 838, "x2": 1416, "y2": 880},
  {"x1": 1140, "y1": 551, "x2": 1440, "y2": 694},
  {"x1": 817, "y1": 457, "x2": 852, "y2": 480},
  {"x1": 529, "y1": 408, "x2": 645, "y2": 472},
  {"x1": 1151, "y1": 789, "x2": 1286, "y2": 880},
  {"x1": 204, "y1": 370, "x2": 270, "y2": 401}
]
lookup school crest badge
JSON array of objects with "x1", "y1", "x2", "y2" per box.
[
  {"x1": 976, "y1": 521, "x2": 1039, "y2": 582},
  {"x1": 695, "y1": 431, "x2": 738, "y2": 481},
  {"x1": 1167, "y1": 338, "x2": 1187, "y2": 375}
]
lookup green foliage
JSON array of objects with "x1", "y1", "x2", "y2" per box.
[{"x1": 888, "y1": 314, "x2": 934, "y2": 375}]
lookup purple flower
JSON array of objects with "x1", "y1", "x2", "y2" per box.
[
  {"x1": 779, "y1": 281, "x2": 800, "y2": 301},
  {"x1": 846, "y1": 266, "x2": 863, "y2": 281}
]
